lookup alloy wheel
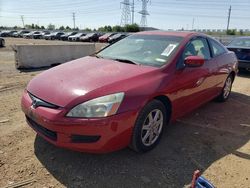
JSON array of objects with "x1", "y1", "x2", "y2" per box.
[
  {"x1": 223, "y1": 76, "x2": 232, "y2": 99},
  {"x1": 141, "y1": 109, "x2": 163, "y2": 146}
]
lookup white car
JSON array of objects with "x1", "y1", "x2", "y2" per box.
[{"x1": 68, "y1": 33, "x2": 85, "y2": 41}]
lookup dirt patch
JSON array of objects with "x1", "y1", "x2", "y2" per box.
[{"x1": 0, "y1": 38, "x2": 250, "y2": 188}]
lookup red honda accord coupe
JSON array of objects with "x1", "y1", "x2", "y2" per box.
[{"x1": 21, "y1": 31, "x2": 238, "y2": 153}]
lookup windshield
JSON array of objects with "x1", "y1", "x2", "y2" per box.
[
  {"x1": 228, "y1": 38, "x2": 250, "y2": 47},
  {"x1": 86, "y1": 33, "x2": 94, "y2": 36},
  {"x1": 112, "y1": 34, "x2": 121, "y2": 38},
  {"x1": 75, "y1": 33, "x2": 83, "y2": 36},
  {"x1": 97, "y1": 34, "x2": 183, "y2": 67},
  {"x1": 103, "y1": 33, "x2": 112, "y2": 37}
]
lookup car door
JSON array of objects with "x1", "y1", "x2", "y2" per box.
[
  {"x1": 208, "y1": 38, "x2": 230, "y2": 93},
  {"x1": 171, "y1": 37, "x2": 218, "y2": 117}
]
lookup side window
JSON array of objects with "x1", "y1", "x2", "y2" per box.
[
  {"x1": 183, "y1": 38, "x2": 211, "y2": 60},
  {"x1": 210, "y1": 39, "x2": 226, "y2": 57}
]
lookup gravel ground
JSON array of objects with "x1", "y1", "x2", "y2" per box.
[{"x1": 0, "y1": 38, "x2": 250, "y2": 188}]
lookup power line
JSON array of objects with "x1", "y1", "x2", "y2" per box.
[
  {"x1": 1, "y1": 0, "x2": 250, "y2": 29},
  {"x1": 147, "y1": 10, "x2": 250, "y2": 20},
  {"x1": 153, "y1": 1, "x2": 250, "y2": 7}
]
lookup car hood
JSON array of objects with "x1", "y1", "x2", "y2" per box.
[
  {"x1": 110, "y1": 36, "x2": 120, "y2": 40},
  {"x1": 27, "y1": 56, "x2": 157, "y2": 107},
  {"x1": 100, "y1": 35, "x2": 109, "y2": 39},
  {"x1": 81, "y1": 36, "x2": 91, "y2": 39}
]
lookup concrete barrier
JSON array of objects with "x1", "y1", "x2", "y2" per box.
[{"x1": 14, "y1": 44, "x2": 95, "y2": 69}]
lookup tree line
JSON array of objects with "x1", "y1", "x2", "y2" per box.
[{"x1": 0, "y1": 23, "x2": 140, "y2": 32}]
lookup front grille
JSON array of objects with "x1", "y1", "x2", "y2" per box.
[
  {"x1": 26, "y1": 116, "x2": 57, "y2": 141},
  {"x1": 28, "y1": 92, "x2": 59, "y2": 109}
]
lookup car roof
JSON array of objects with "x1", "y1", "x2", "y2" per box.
[{"x1": 135, "y1": 30, "x2": 198, "y2": 38}]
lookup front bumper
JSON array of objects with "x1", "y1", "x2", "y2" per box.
[
  {"x1": 80, "y1": 39, "x2": 89, "y2": 42},
  {"x1": 21, "y1": 91, "x2": 138, "y2": 153},
  {"x1": 99, "y1": 39, "x2": 107, "y2": 43}
]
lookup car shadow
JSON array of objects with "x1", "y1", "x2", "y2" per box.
[
  {"x1": 238, "y1": 70, "x2": 250, "y2": 78},
  {"x1": 18, "y1": 67, "x2": 51, "y2": 73},
  {"x1": 18, "y1": 63, "x2": 62, "y2": 73},
  {"x1": 34, "y1": 91, "x2": 250, "y2": 188}
]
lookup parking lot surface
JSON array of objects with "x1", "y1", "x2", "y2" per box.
[{"x1": 0, "y1": 38, "x2": 250, "y2": 188}]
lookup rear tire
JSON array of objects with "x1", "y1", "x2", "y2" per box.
[
  {"x1": 0, "y1": 39, "x2": 4, "y2": 47},
  {"x1": 130, "y1": 100, "x2": 168, "y2": 153},
  {"x1": 216, "y1": 74, "x2": 233, "y2": 102}
]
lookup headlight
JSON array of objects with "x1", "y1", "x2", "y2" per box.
[{"x1": 66, "y1": 92, "x2": 124, "y2": 118}]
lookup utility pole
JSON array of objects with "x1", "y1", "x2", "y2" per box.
[
  {"x1": 21, "y1": 15, "x2": 25, "y2": 28},
  {"x1": 138, "y1": 0, "x2": 150, "y2": 27},
  {"x1": 120, "y1": 0, "x2": 131, "y2": 26},
  {"x1": 72, "y1": 12, "x2": 76, "y2": 29},
  {"x1": 192, "y1": 18, "x2": 195, "y2": 31},
  {"x1": 227, "y1": 5, "x2": 231, "y2": 31},
  {"x1": 131, "y1": 0, "x2": 135, "y2": 24}
]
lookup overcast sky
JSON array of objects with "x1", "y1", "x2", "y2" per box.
[{"x1": 0, "y1": 0, "x2": 250, "y2": 30}]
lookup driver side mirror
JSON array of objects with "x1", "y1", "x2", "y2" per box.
[{"x1": 184, "y1": 56, "x2": 205, "y2": 67}]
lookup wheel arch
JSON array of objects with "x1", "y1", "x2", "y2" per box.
[{"x1": 153, "y1": 95, "x2": 172, "y2": 123}]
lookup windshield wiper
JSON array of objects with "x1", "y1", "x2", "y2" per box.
[
  {"x1": 113, "y1": 58, "x2": 140, "y2": 65},
  {"x1": 91, "y1": 54, "x2": 103, "y2": 58}
]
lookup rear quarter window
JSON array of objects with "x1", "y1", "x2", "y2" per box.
[{"x1": 209, "y1": 39, "x2": 227, "y2": 57}]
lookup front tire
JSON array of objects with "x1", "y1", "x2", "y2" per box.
[
  {"x1": 130, "y1": 100, "x2": 168, "y2": 153},
  {"x1": 216, "y1": 74, "x2": 233, "y2": 102}
]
